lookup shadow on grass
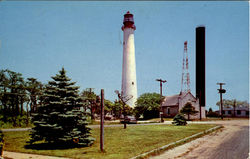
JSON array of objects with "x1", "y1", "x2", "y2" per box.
[{"x1": 25, "y1": 142, "x2": 84, "y2": 150}]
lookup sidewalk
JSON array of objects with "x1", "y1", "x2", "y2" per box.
[{"x1": 3, "y1": 151, "x2": 70, "y2": 159}]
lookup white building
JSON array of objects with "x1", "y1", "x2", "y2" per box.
[
  {"x1": 161, "y1": 91, "x2": 206, "y2": 119},
  {"x1": 215, "y1": 107, "x2": 249, "y2": 117}
]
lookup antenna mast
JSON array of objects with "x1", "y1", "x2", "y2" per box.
[{"x1": 181, "y1": 41, "x2": 190, "y2": 93}]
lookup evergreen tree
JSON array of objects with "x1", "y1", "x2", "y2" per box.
[
  {"x1": 172, "y1": 113, "x2": 187, "y2": 126},
  {"x1": 29, "y1": 68, "x2": 94, "y2": 147},
  {"x1": 180, "y1": 102, "x2": 198, "y2": 120}
]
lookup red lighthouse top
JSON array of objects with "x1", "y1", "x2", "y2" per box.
[{"x1": 122, "y1": 11, "x2": 136, "y2": 31}]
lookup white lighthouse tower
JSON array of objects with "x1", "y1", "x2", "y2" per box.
[{"x1": 121, "y1": 11, "x2": 138, "y2": 108}]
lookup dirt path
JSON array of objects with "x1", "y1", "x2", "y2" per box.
[
  {"x1": 150, "y1": 119, "x2": 249, "y2": 159},
  {"x1": 3, "y1": 151, "x2": 70, "y2": 159}
]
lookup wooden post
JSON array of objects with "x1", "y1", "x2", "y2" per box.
[
  {"x1": 100, "y1": 89, "x2": 104, "y2": 152},
  {"x1": 123, "y1": 102, "x2": 127, "y2": 129},
  {"x1": 220, "y1": 90, "x2": 223, "y2": 119}
]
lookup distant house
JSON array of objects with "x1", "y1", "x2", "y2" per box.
[
  {"x1": 215, "y1": 107, "x2": 249, "y2": 117},
  {"x1": 161, "y1": 91, "x2": 206, "y2": 119}
]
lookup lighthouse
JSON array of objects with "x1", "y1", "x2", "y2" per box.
[{"x1": 121, "y1": 11, "x2": 138, "y2": 108}]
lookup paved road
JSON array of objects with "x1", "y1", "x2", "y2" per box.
[
  {"x1": 151, "y1": 119, "x2": 249, "y2": 159},
  {"x1": 209, "y1": 125, "x2": 249, "y2": 159}
]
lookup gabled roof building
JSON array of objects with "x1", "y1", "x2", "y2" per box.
[{"x1": 161, "y1": 91, "x2": 206, "y2": 119}]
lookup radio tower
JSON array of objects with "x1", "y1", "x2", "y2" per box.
[{"x1": 181, "y1": 41, "x2": 190, "y2": 93}]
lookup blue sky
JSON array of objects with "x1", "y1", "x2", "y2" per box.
[{"x1": 0, "y1": 1, "x2": 248, "y2": 111}]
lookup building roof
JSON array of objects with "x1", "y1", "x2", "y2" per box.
[
  {"x1": 162, "y1": 92, "x2": 197, "y2": 107},
  {"x1": 162, "y1": 94, "x2": 179, "y2": 106},
  {"x1": 221, "y1": 107, "x2": 249, "y2": 111}
]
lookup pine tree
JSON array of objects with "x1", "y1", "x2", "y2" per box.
[
  {"x1": 180, "y1": 102, "x2": 198, "y2": 120},
  {"x1": 29, "y1": 68, "x2": 94, "y2": 147},
  {"x1": 172, "y1": 113, "x2": 187, "y2": 126}
]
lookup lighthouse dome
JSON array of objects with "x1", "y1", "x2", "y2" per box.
[{"x1": 122, "y1": 11, "x2": 136, "y2": 30}]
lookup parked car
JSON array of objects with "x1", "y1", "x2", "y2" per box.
[
  {"x1": 105, "y1": 114, "x2": 114, "y2": 120},
  {"x1": 120, "y1": 116, "x2": 137, "y2": 124}
]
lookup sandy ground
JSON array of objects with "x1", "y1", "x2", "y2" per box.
[{"x1": 150, "y1": 119, "x2": 249, "y2": 159}]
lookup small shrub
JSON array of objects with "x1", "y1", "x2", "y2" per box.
[
  {"x1": 0, "y1": 115, "x2": 33, "y2": 129},
  {"x1": 172, "y1": 113, "x2": 187, "y2": 126},
  {"x1": 206, "y1": 111, "x2": 219, "y2": 117}
]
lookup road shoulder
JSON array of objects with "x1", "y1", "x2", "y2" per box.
[{"x1": 150, "y1": 120, "x2": 249, "y2": 159}]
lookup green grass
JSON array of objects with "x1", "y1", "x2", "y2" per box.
[
  {"x1": 89, "y1": 120, "x2": 121, "y2": 125},
  {"x1": 0, "y1": 122, "x2": 34, "y2": 129},
  {"x1": 145, "y1": 118, "x2": 173, "y2": 122},
  {"x1": 3, "y1": 124, "x2": 216, "y2": 159}
]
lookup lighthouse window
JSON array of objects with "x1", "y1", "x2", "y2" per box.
[{"x1": 132, "y1": 82, "x2": 134, "y2": 85}]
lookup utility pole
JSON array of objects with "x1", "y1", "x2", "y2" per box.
[
  {"x1": 233, "y1": 99, "x2": 236, "y2": 117},
  {"x1": 217, "y1": 83, "x2": 226, "y2": 119},
  {"x1": 100, "y1": 89, "x2": 104, "y2": 152},
  {"x1": 156, "y1": 79, "x2": 167, "y2": 123}
]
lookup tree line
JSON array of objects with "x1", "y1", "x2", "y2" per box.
[
  {"x1": 0, "y1": 69, "x2": 145, "y2": 128},
  {"x1": 3, "y1": 68, "x2": 246, "y2": 128},
  {"x1": 0, "y1": 69, "x2": 44, "y2": 127}
]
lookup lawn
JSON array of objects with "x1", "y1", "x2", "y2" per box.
[{"x1": 3, "y1": 124, "x2": 216, "y2": 159}]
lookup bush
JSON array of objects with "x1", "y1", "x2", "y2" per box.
[
  {"x1": 143, "y1": 110, "x2": 159, "y2": 120},
  {"x1": 134, "y1": 93, "x2": 161, "y2": 120},
  {"x1": 206, "y1": 108, "x2": 219, "y2": 117},
  {"x1": 0, "y1": 115, "x2": 32, "y2": 129},
  {"x1": 172, "y1": 113, "x2": 187, "y2": 126}
]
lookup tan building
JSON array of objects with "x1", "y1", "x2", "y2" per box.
[{"x1": 161, "y1": 92, "x2": 206, "y2": 119}]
